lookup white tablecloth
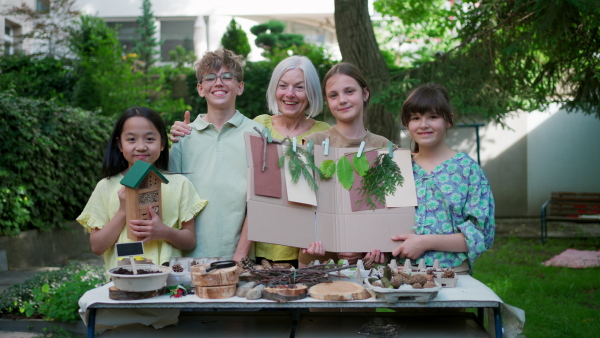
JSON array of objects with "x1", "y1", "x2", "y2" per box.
[{"x1": 79, "y1": 275, "x2": 508, "y2": 329}]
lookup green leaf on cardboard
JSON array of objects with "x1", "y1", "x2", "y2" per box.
[
  {"x1": 353, "y1": 153, "x2": 370, "y2": 177},
  {"x1": 320, "y1": 159, "x2": 336, "y2": 179},
  {"x1": 337, "y1": 156, "x2": 354, "y2": 190}
]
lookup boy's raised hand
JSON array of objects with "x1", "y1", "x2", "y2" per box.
[
  {"x1": 169, "y1": 110, "x2": 192, "y2": 142},
  {"x1": 128, "y1": 205, "x2": 169, "y2": 242}
]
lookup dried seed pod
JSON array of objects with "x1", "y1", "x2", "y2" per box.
[
  {"x1": 423, "y1": 281, "x2": 437, "y2": 288},
  {"x1": 425, "y1": 274, "x2": 434, "y2": 282},
  {"x1": 398, "y1": 271, "x2": 411, "y2": 279},
  {"x1": 408, "y1": 274, "x2": 427, "y2": 285},
  {"x1": 363, "y1": 258, "x2": 374, "y2": 270},
  {"x1": 172, "y1": 264, "x2": 184, "y2": 273},
  {"x1": 390, "y1": 275, "x2": 406, "y2": 288},
  {"x1": 412, "y1": 283, "x2": 424, "y2": 289}
]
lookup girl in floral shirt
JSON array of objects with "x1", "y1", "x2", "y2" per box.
[{"x1": 392, "y1": 84, "x2": 495, "y2": 274}]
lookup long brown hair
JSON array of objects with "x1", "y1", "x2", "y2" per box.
[{"x1": 322, "y1": 62, "x2": 370, "y2": 111}]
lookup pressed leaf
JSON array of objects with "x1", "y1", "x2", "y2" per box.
[
  {"x1": 337, "y1": 156, "x2": 355, "y2": 190},
  {"x1": 353, "y1": 153, "x2": 370, "y2": 177},
  {"x1": 320, "y1": 159, "x2": 336, "y2": 179}
]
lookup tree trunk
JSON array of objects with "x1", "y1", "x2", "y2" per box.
[{"x1": 334, "y1": 0, "x2": 398, "y2": 142}]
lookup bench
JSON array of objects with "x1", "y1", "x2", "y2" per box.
[{"x1": 540, "y1": 192, "x2": 600, "y2": 243}]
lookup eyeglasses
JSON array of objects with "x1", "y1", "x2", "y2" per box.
[{"x1": 201, "y1": 72, "x2": 238, "y2": 84}]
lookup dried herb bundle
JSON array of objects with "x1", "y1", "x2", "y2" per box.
[
  {"x1": 356, "y1": 153, "x2": 404, "y2": 210},
  {"x1": 278, "y1": 142, "x2": 323, "y2": 191}
]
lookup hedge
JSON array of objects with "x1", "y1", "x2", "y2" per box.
[{"x1": 0, "y1": 92, "x2": 113, "y2": 236}]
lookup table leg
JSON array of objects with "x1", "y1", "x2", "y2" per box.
[
  {"x1": 87, "y1": 308, "x2": 96, "y2": 338},
  {"x1": 290, "y1": 309, "x2": 300, "y2": 338},
  {"x1": 494, "y1": 306, "x2": 503, "y2": 338}
]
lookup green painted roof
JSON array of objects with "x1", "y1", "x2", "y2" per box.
[{"x1": 120, "y1": 161, "x2": 169, "y2": 188}]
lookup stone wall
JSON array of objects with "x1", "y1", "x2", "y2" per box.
[{"x1": 0, "y1": 222, "x2": 91, "y2": 270}]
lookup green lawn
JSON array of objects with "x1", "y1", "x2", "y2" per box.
[{"x1": 472, "y1": 237, "x2": 600, "y2": 338}]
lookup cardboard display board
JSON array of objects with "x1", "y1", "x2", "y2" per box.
[{"x1": 245, "y1": 133, "x2": 417, "y2": 253}]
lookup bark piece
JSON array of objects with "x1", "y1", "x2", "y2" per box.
[
  {"x1": 263, "y1": 284, "x2": 308, "y2": 302},
  {"x1": 195, "y1": 285, "x2": 236, "y2": 299},
  {"x1": 191, "y1": 266, "x2": 239, "y2": 287},
  {"x1": 309, "y1": 281, "x2": 371, "y2": 301}
]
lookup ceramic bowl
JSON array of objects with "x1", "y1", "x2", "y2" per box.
[{"x1": 108, "y1": 265, "x2": 171, "y2": 292}]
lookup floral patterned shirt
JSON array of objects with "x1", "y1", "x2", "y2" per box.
[{"x1": 411, "y1": 152, "x2": 495, "y2": 272}]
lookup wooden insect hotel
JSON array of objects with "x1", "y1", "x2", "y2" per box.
[{"x1": 120, "y1": 161, "x2": 169, "y2": 241}]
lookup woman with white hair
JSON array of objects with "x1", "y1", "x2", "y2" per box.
[
  {"x1": 169, "y1": 55, "x2": 329, "y2": 268},
  {"x1": 254, "y1": 55, "x2": 330, "y2": 140}
]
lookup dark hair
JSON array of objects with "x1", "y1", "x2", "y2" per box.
[
  {"x1": 322, "y1": 62, "x2": 370, "y2": 110},
  {"x1": 194, "y1": 48, "x2": 244, "y2": 83},
  {"x1": 401, "y1": 83, "x2": 454, "y2": 153},
  {"x1": 102, "y1": 107, "x2": 169, "y2": 178}
]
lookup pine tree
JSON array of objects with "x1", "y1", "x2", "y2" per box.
[
  {"x1": 221, "y1": 18, "x2": 251, "y2": 58},
  {"x1": 132, "y1": 0, "x2": 162, "y2": 73}
]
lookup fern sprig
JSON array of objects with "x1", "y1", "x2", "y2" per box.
[
  {"x1": 278, "y1": 142, "x2": 322, "y2": 191},
  {"x1": 356, "y1": 154, "x2": 404, "y2": 210}
]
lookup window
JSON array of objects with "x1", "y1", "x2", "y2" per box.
[
  {"x1": 36, "y1": 0, "x2": 50, "y2": 13},
  {"x1": 160, "y1": 21, "x2": 195, "y2": 60},
  {"x1": 4, "y1": 24, "x2": 14, "y2": 55}
]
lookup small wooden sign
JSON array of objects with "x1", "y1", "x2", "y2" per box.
[{"x1": 115, "y1": 242, "x2": 144, "y2": 257}]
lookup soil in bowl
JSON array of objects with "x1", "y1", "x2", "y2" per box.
[{"x1": 111, "y1": 267, "x2": 163, "y2": 275}]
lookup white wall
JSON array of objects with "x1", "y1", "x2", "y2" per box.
[{"x1": 526, "y1": 105, "x2": 600, "y2": 214}]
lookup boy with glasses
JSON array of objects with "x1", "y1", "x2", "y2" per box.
[{"x1": 169, "y1": 49, "x2": 263, "y2": 261}]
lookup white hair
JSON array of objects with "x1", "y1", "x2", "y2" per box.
[{"x1": 266, "y1": 56, "x2": 323, "y2": 118}]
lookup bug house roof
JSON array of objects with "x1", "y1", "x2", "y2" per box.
[{"x1": 120, "y1": 160, "x2": 169, "y2": 189}]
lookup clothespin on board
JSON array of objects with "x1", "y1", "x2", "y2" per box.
[
  {"x1": 307, "y1": 139, "x2": 314, "y2": 154},
  {"x1": 292, "y1": 137, "x2": 297, "y2": 152},
  {"x1": 357, "y1": 141, "x2": 366, "y2": 158},
  {"x1": 388, "y1": 141, "x2": 394, "y2": 158},
  {"x1": 263, "y1": 129, "x2": 272, "y2": 143},
  {"x1": 322, "y1": 138, "x2": 330, "y2": 156}
]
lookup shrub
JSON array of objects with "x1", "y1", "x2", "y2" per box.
[
  {"x1": 0, "y1": 55, "x2": 75, "y2": 104},
  {"x1": 0, "y1": 262, "x2": 105, "y2": 322},
  {"x1": 0, "y1": 92, "x2": 113, "y2": 235}
]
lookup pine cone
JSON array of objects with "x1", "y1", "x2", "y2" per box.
[
  {"x1": 261, "y1": 259, "x2": 273, "y2": 270},
  {"x1": 172, "y1": 264, "x2": 184, "y2": 272},
  {"x1": 363, "y1": 257, "x2": 374, "y2": 270},
  {"x1": 240, "y1": 257, "x2": 254, "y2": 271},
  {"x1": 272, "y1": 263, "x2": 293, "y2": 269},
  {"x1": 441, "y1": 268, "x2": 455, "y2": 278}
]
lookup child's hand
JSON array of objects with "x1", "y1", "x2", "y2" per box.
[
  {"x1": 129, "y1": 206, "x2": 169, "y2": 242},
  {"x1": 391, "y1": 234, "x2": 427, "y2": 259},
  {"x1": 337, "y1": 252, "x2": 363, "y2": 264},
  {"x1": 117, "y1": 186, "x2": 126, "y2": 211},
  {"x1": 169, "y1": 110, "x2": 192, "y2": 142},
  {"x1": 302, "y1": 241, "x2": 325, "y2": 255},
  {"x1": 364, "y1": 249, "x2": 385, "y2": 264}
]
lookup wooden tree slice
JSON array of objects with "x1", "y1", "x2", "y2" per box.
[
  {"x1": 195, "y1": 284, "x2": 236, "y2": 299},
  {"x1": 309, "y1": 281, "x2": 371, "y2": 301},
  {"x1": 263, "y1": 284, "x2": 308, "y2": 302},
  {"x1": 191, "y1": 266, "x2": 239, "y2": 286},
  {"x1": 108, "y1": 286, "x2": 167, "y2": 300}
]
